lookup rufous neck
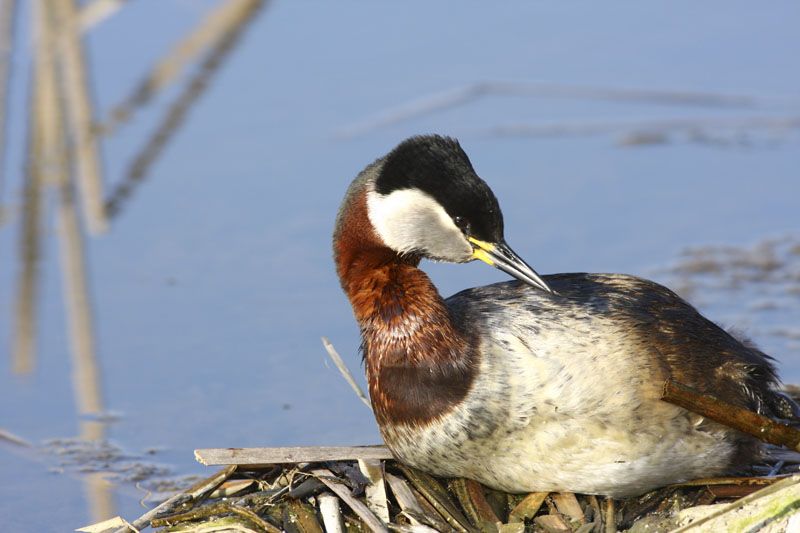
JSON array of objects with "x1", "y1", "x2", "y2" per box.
[
  {"x1": 333, "y1": 185, "x2": 474, "y2": 425},
  {"x1": 333, "y1": 184, "x2": 442, "y2": 329}
]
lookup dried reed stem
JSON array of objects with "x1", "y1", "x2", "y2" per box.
[
  {"x1": 195, "y1": 445, "x2": 392, "y2": 466},
  {"x1": 604, "y1": 498, "x2": 616, "y2": 533},
  {"x1": 112, "y1": 466, "x2": 238, "y2": 533},
  {"x1": 662, "y1": 378, "x2": 800, "y2": 450},
  {"x1": 312, "y1": 468, "x2": 389, "y2": 533},
  {"x1": 151, "y1": 501, "x2": 280, "y2": 532},
  {"x1": 321, "y1": 337, "x2": 372, "y2": 410},
  {"x1": 0, "y1": 427, "x2": 30, "y2": 447}
]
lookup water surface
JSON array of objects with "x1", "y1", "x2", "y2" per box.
[{"x1": 0, "y1": 2, "x2": 798, "y2": 529}]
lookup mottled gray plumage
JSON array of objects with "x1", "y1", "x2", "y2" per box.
[
  {"x1": 381, "y1": 273, "x2": 789, "y2": 497},
  {"x1": 450, "y1": 273, "x2": 782, "y2": 417}
]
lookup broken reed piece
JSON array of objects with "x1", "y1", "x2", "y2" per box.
[
  {"x1": 661, "y1": 378, "x2": 800, "y2": 450},
  {"x1": 397, "y1": 465, "x2": 474, "y2": 533},
  {"x1": 311, "y1": 468, "x2": 389, "y2": 533},
  {"x1": 509, "y1": 492, "x2": 548, "y2": 523},
  {"x1": 151, "y1": 501, "x2": 280, "y2": 532},
  {"x1": 322, "y1": 337, "x2": 373, "y2": 410},
  {"x1": 450, "y1": 478, "x2": 501, "y2": 528},
  {"x1": 195, "y1": 445, "x2": 394, "y2": 466},
  {"x1": 110, "y1": 464, "x2": 237, "y2": 533},
  {"x1": 318, "y1": 493, "x2": 346, "y2": 533},
  {"x1": 358, "y1": 459, "x2": 391, "y2": 523}
]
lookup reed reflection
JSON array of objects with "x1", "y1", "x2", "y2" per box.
[{"x1": 3, "y1": 0, "x2": 265, "y2": 525}]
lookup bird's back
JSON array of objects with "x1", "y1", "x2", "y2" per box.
[{"x1": 447, "y1": 272, "x2": 783, "y2": 417}]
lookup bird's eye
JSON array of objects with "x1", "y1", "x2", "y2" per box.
[{"x1": 453, "y1": 216, "x2": 471, "y2": 234}]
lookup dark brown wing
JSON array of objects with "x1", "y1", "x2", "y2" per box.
[{"x1": 545, "y1": 273, "x2": 787, "y2": 418}]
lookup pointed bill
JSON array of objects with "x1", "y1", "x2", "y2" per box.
[{"x1": 469, "y1": 237, "x2": 554, "y2": 294}]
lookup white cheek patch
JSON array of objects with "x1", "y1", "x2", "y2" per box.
[{"x1": 366, "y1": 189, "x2": 473, "y2": 261}]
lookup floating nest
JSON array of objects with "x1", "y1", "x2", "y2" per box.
[
  {"x1": 91, "y1": 445, "x2": 800, "y2": 533},
  {"x1": 83, "y1": 380, "x2": 800, "y2": 532}
]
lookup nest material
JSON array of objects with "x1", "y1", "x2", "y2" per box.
[
  {"x1": 105, "y1": 450, "x2": 800, "y2": 533},
  {"x1": 92, "y1": 379, "x2": 800, "y2": 532}
]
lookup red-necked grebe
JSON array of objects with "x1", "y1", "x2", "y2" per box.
[{"x1": 332, "y1": 134, "x2": 794, "y2": 497}]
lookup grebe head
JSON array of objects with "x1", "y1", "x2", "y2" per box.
[{"x1": 366, "y1": 135, "x2": 552, "y2": 293}]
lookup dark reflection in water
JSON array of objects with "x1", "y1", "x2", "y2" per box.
[{"x1": 0, "y1": 1, "x2": 799, "y2": 529}]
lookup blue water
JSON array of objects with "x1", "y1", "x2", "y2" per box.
[{"x1": 1, "y1": 1, "x2": 799, "y2": 529}]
